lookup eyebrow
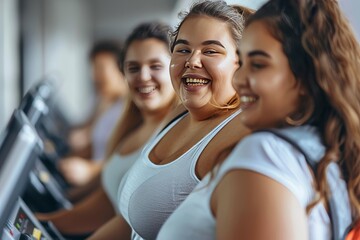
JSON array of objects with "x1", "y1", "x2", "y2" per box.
[
  {"x1": 173, "y1": 39, "x2": 225, "y2": 49},
  {"x1": 202, "y1": 40, "x2": 225, "y2": 48},
  {"x1": 248, "y1": 50, "x2": 271, "y2": 58},
  {"x1": 173, "y1": 39, "x2": 189, "y2": 47},
  {"x1": 124, "y1": 61, "x2": 138, "y2": 66},
  {"x1": 125, "y1": 59, "x2": 162, "y2": 65}
]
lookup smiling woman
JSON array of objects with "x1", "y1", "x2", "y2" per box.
[
  {"x1": 124, "y1": 38, "x2": 175, "y2": 115},
  {"x1": 158, "y1": 0, "x2": 360, "y2": 239},
  {"x1": 234, "y1": 20, "x2": 303, "y2": 130},
  {"x1": 170, "y1": 15, "x2": 239, "y2": 118},
  {"x1": 114, "y1": 1, "x2": 251, "y2": 239},
  {"x1": 35, "y1": 22, "x2": 179, "y2": 239}
]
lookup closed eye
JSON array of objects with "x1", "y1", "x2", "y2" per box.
[
  {"x1": 204, "y1": 49, "x2": 218, "y2": 54},
  {"x1": 127, "y1": 66, "x2": 140, "y2": 73},
  {"x1": 176, "y1": 48, "x2": 191, "y2": 54},
  {"x1": 151, "y1": 64, "x2": 163, "y2": 70},
  {"x1": 251, "y1": 62, "x2": 266, "y2": 69}
]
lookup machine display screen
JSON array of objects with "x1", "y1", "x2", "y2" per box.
[{"x1": 13, "y1": 207, "x2": 47, "y2": 240}]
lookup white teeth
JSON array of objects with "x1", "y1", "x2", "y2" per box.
[
  {"x1": 138, "y1": 86, "x2": 156, "y2": 94},
  {"x1": 185, "y1": 78, "x2": 209, "y2": 85},
  {"x1": 240, "y1": 96, "x2": 257, "y2": 103}
]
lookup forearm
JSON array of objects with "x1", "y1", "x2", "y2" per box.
[
  {"x1": 87, "y1": 215, "x2": 131, "y2": 240},
  {"x1": 38, "y1": 188, "x2": 115, "y2": 235},
  {"x1": 59, "y1": 157, "x2": 103, "y2": 187},
  {"x1": 66, "y1": 173, "x2": 101, "y2": 203}
]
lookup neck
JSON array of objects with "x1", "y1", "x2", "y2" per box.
[
  {"x1": 187, "y1": 105, "x2": 237, "y2": 123},
  {"x1": 100, "y1": 90, "x2": 126, "y2": 102},
  {"x1": 142, "y1": 106, "x2": 173, "y2": 127}
]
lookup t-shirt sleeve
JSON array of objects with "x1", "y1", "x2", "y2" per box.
[{"x1": 218, "y1": 132, "x2": 315, "y2": 207}]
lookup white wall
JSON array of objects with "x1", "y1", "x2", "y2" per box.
[
  {"x1": 0, "y1": 0, "x2": 19, "y2": 131},
  {"x1": 91, "y1": 0, "x2": 177, "y2": 40},
  {"x1": 227, "y1": 0, "x2": 267, "y2": 9},
  {"x1": 169, "y1": 0, "x2": 268, "y2": 27},
  {"x1": 22, "y1": 0, "x2": 94, "y2": 124},
  {"x1": 340, "y1": 0, "x2": 360, "y2": 40},
  {"x1": 43, "y1": 0, "x2": 94, "y2": 123}
]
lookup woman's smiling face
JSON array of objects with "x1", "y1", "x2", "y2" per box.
[
  {"x1": 170, "y1": 15, "x2": 239, "y2": 116},
  {"x1": 124, "y1": 38, "x2": 175, "y2": 114},
  {"x1": 233, "y1": 21, "x2": 303, "y2": 130}
]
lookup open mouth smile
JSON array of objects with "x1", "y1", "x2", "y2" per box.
[
  {"x1": 182, "y1": 77, "x2": 210, "y2": 86},
  {"x1": 240, "y1": 96, "x2": 257, "y2": 103},
  {"x1": 137, "y1": 86, "x2": 156, "y2": 94},
  {"x1": 240, "y1": 95, "x2": 258, "y2": 109}
]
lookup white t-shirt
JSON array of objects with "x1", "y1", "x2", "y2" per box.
[{"x1": 158, "y1": 127, "x2": 351, "y2": 240}]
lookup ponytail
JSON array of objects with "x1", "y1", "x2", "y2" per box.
[{"x1": 299, "y1": 0, "x2": 360, "y2": 219}]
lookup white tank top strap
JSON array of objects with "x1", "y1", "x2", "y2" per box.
[
  {"x1": 188, "y1": 108, "x2": 242, "y2": 172},
  {"x1": 143, "y1": 108, "x2": 242, "y2": 166},
  {"x1": 118, "y1": 108, "x2": 242, "y2": 240}
]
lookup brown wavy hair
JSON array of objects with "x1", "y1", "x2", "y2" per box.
[{"x1": 247, "y1": 0, "x2": 360, "y2": 220}]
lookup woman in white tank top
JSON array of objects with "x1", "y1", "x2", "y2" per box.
[
  {"x1": 36, "y1": 22, "x2": 179, "y2": 238},
  {"x1": 159, "y1": 0, "x2": 360, "y2": 239},
  {"x1": 112, "y1": 1, "x2": 251, "y2": 240}
]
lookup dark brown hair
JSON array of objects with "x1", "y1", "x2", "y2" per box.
[
  {"x1": 89, "y1": 40, "x2": 122, "y2": 62},
  {"x1": 119, "y1": 22, "x2": 172, "y2": 73}
]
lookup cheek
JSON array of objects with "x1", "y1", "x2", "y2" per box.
[
  {"x1": 204, "y1": 58, "x2": 238, "y2": 80},
  {"x1": 256, "y1": 76, "x2": 299, "y2": 114},
  {"x1": 170, "y1": 57, "x2": 184, "y2": 76},
  {"x1": 251, "y1": 70, "x2": 286, "y2": 92},
  {"x1": 170, "y1": 65, "x2": 182, "y2": 91},
  {"x1": 232, "y1": 70, "x2": 242, "y2": 92},
  {"x1": 156, "y1": 72, "x2": 172, "y2": 89},
  {"x1": 125, "y1": 77, "x2": 136, "y2": 90}
]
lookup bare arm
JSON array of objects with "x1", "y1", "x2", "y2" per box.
[
  {"x1": 212, "y1": 170, "x2": 308, "y2": 240},
  {"x1": 66, "y1": 172, "x2": 102, "y2": 203},
  {"x1": 36, "y1": 187, "x2": 115, "y2": 235},
  {"x1": 58, "y1": 156, "x2": 103, "y2": 186},
  {"x1": 156, "y1": 103, "x2": 187, "y2": 132},
  {"x1": 67, "y1": 124, "x2": 93, "y2": 159},
  {"x1": 86, "y1": 215, "x2": 131, "y2": 240}
]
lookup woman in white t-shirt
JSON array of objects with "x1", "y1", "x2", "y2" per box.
[{"x1": 158, "y1": 0, "x2": 360, "y2": 239}]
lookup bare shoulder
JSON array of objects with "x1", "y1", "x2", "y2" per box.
[
  {"x1": 209, "y1": 112, "x2": 250, "y2": 153},
  {"x1": 197, "y1": 113, "x2": 250, "y2": 178},
  {"x1": 157, "y1": 103, "x2": 187, "y2": 132},
  {"x1": 214, "y1": 112, "x2": 249, "y2": 145}
]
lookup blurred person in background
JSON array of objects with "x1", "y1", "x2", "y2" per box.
[
  {"x1": 36, "y1": 21, "x2": 180, "y2": 239},
  {"x1": 59, "y1": 40, "x2": 128, "y2": 187}
]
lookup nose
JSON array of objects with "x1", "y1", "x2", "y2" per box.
[
  {"x1": 185, "y1": 51, "x2": 202, "y2": 69},
  {"x1": 140, "y1": 67, "x2": 151, "y2": 81}
]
